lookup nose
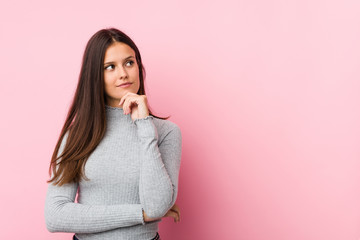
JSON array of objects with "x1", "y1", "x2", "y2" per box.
[{"x1": 117, "y1": 65, "x2": 128, "y2": 79}]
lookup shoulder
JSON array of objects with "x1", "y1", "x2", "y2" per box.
[{"x1": 151, "y1": 116, "x2": 182, "y2": 144}]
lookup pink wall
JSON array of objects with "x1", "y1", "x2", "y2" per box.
[{"x1": 1, "y1": 0, "x2": 359, "y2": 239}]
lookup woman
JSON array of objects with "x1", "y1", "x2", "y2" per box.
[{"x1": 44, "y1": 28, "x2": 182, "y2": 240}]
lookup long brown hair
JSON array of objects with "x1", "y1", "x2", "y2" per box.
[{"x1": 48, "y1": 28, "x2": 169, "y2": 186}]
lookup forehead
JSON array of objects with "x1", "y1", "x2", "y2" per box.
[{"x1": 104, "y1": 42, "x2": 135, "y2": 61}]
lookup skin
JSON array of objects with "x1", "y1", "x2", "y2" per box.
[{"x1": 103, "y1": 41, "x2": 181, "y2": 223}]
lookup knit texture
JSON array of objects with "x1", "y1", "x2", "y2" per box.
[{"x1": 44, "y1": 105, "x2": 182, "y2": 240}]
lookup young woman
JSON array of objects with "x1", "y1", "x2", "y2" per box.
[{"x1": 44, "y1": 28, "x2": 182, "y2": 240}]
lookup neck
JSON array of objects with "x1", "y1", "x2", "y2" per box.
[{"x1": 105, "y1": 98, "x2": 123, "y2": 109}]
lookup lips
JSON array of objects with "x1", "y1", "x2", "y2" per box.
[{"x1": 117, "y1": 82, "x2": 132, "y2": 87}]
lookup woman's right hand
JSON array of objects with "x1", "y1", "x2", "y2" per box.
[{"x1": 143, "y1": 203, "x2": 181, "y2": 223}]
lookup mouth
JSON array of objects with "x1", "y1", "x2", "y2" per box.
[{"x1": 117, "y1": 82, "x2": 132, "y2": 88}]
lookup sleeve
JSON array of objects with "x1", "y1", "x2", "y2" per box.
[
  {"x1": 133, "y1": 116, "x2": 182, "y2": 218},
  {"x1": 44, "y1": 132, "x2": 145, "y2": 233}
]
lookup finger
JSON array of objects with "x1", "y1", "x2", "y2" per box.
[
  {"x1": 118, "y1": 92, "x2": 130, "y2": 106},
  {"x1": 118, "y1": 97, "x2": 123, "y2": 106},
  {"x1": 165, "y1": 209, "x2": 177, "y2": 219},
  {"x1": 171, "y1": 204, "x2": 181, "y2": 219},
  {"x1": 171, "y1": 209, "x2": 180, "y2": 221},
  {"x1": 175, "y1": 211, "x2": 180, "y2": 222},
  {"x1": 170, "y1": 209, "x2": 180, "y2": 222},
  {"x1": 171, "y1": 204, "x2": 180, "y2": 213},
  {"x1": 119, "y1": 92, "x2": 136, "y2": 106},
  {"x1": 126, "y1": 97, "x2": 142, "y2": 114},
  {"x1": 123, "y1": 94, "x2": 141, "y2": 114},
  {"x1": 166, "y1": 210, "x2": 180, "y2": 223},
  {"x1": 170, "y1": 210, "x2": 180, "y2": 222},
  {"x1": 123, "y1": 97, "x2": 135, "y2": 114}
]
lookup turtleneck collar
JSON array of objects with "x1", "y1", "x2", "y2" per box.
[{"x1": 105, "y1": 104, "x2": 128, "y2": 120}]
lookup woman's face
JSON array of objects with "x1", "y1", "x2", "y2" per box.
[{"x1": 103, "y1": 42, "x2": 140, "y2": 107}]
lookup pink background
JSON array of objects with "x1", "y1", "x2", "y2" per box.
[{"x1": 0, "y1": 0, "x2": 359, "y2": 239}]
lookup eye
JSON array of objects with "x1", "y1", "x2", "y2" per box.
[
  {"x1": 126, "y1": 60, "x2": 134, "y2": 67},
  {"x1": 104, "y1": 64, "x2": 115, "y2": 70}
]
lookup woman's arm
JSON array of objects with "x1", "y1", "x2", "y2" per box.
[
  {"x1": 133, "y1": 116, "x2": 182, "y2": 219},
  {"x1": 44, "y1": 132, "x2": 145, "y2": 233},
  {"x1": 44, "y1": 181, "x2": 145, "y2": 233}
]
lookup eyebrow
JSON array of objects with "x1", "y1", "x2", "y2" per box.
[{"x1": 104, "y1": 56, "x2": 135, "y2": 65}]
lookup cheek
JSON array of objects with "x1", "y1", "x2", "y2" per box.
[
  {"x1": 130, "y1": 69, "x2": 140, "y2": 87},
  {"x1": 104, "y1": 72, "x2": 112, "y2": 83},
  {"x1": 103, "y1": 75, "x2": 115, "y2": 95},
  {"x1": 133, "y1": 77, "x2": 140, "y2": 90},
  {"x1": 104, "y1": 73, "x2": 115, "y2": 86}
]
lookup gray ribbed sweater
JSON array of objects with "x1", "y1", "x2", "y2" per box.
[{"x1": 44, "y1": 105, "x2": 182, "y2": 240}]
